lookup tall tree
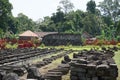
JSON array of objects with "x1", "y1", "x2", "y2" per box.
[
  {"x1": 51, "y1": 8, "x2": 65, "y2": 24},
  {"x1": 98, "y1": 0, "x2": 120, "y2": 22},
  {"x1": 0, "y1": 0, "x2": 13, "y2": 32},
  {"x1": 87, "y1": 0, "x2": 96, "y2": 14},
  {"x1": 98, "y1": 0, "x2": 120, "y2": 37},
  {"x1": 116, "y1": 21, "x2": 120, "y2": 34},
  {"x1": 39, "y1": 16, "x2": 56, "y2": 31},
  {"x1": 82, "y1": 13, "x2": 106, "y2": 36},
  {"x1": 65, "y1": 10, "x2": 84, "y2": 32},
  {"x1": 59, "y1": 0, "x2": 74, "y2": 14},
  {"x1": 16, "y1": 13, "x2": 35, "y2": 33}
]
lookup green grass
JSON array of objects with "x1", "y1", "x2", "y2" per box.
[
  {"x1": 39, "y1": 45, "x2": 116, "y2": 50},
  {"x1": 31, "y1": 51, "x2": 66, "y2": 63},
  {"x1": 39, "y1": 45, "x2": 95, "y2": 50},
  {"x1": 114, "y1": 50, "x2": 120, "y2": 80},
  {"x1": 39, "y1": 51, "x2": 75, "y2": 75}
]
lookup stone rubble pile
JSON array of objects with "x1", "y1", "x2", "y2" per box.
[
  {"x1": 70, "y1": 49, "x2": 118, "y2": 80},
  {"x1": 44, "y1": 54, "x2": 72, "y2": 80}
]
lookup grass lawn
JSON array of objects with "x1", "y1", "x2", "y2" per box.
[
  {"x1": 40, "y1": 45, "x2": 116, "y2": 50},
  {"x1": 114, "y1": 50, "x2": 120, "y2": 80}
]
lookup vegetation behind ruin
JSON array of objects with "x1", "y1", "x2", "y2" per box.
[{"x1": 0, "y1": 0, "x2": 120, "y2": 41}]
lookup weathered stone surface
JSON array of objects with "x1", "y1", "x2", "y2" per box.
[
  {"x1": 70, "y1": 49, "x2": 118, "y2": 80},
  {"x1": 42, "y1": 33, "x2": 82, "y2": 46},
  {"x1": 64, "y1": 55, "x2": 71, "y2": 62},
  {"x1": 0, "y1": 70, "x2": 6, "y2": 80},
  {"x1": 70, "y1": 76, "x2": 78, "y2": 80},
  {"x1": 44, "y1": 71, "x2": 62, "y2": 80},
  {"x1": 27, "y1": 66, "x2": 42, "y2": 80},
  {"x1": 2, "y1": 73, "x2": 19, "y2": 80},
  {"x1": 12, "y1": 67, "x2": 26, "y2": 76},
  {"x1": 96, "y1": 64, "x2": 109, "y2": 76}
]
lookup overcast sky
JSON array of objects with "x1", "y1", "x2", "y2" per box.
[{"x1": 9, "y1": 0, "x2": 103, "y2": 21}]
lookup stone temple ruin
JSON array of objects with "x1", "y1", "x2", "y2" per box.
[
  {"x1": 70, "y1": 48, "x2": 118, "y2": 80},
  {"x1": 42, "y1": 33, "x2": 82, "y2": 46},
  {"x1": 0, "y1": 47, "x2": 119, "y2": 80}
]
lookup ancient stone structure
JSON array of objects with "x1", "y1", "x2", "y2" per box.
[
  {"x1": 44, "y1": 64, "x2": 70, "y2": 80},
  {"x1": 2, "y1": 72, "x2": 19, "y2": 80},
  {"x1": 44, "y1": 50, "x2": 73, "y2": 80},
  {"x1": 42, "y1": 33, "x2": 82, "y2": 46},
  {"x1": 61, "y1": 55, "x2": 71, "y2": 64},
  {"x1": 26, "y1": 66, "x2": 42, "y2": 80},
  {"x1": 70, "y1": 49, "x2": 118, "y2": 80}
]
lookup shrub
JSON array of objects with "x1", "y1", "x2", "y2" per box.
[
  {"x1": 5, "y1": 43, "x2": 18, "y2": 49},
  {"x1": 117, "y1": 43, "x2": 120, "y2": 46},
  {"x1": 117, "y1": 36, "x2": 120, "y2": 42},
  {"x1": 40, "y1": 43, "x2": 45, "y2": 48}
]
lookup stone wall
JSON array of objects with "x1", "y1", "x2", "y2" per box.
[{"x1": 42, "y1": 33, "x2": 82, "y2": 46}]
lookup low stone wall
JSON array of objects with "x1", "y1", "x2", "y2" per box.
[
  {"x1": 70, "y1": 49, "x2": 118, "y2": 80},
  {"x1": 42, "y1": 33, "x2": 82, "y2": 46}
]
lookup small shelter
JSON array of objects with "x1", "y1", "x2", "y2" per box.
[{"x1": 19, "y1": 30, "x2": 38, "y2": 40}]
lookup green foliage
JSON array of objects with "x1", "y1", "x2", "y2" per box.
[
  {"x1": 82, "y1": 13, "x2": 105, "y2": 36},
  {"x1": 117, "y1": 21, "x2": 120, "y2": 34},
  {"x1": 1, "y1": 0, "x2": 120, "y2": 40},
  {"x1": 16, "y1": 13, "x2": 36, "y2": 33},
  {"x1": 40, "y1": 43, "x2": 45, "y2": 48},
  {"x1": 59, "y1": 0, "x2": 74, "y2": 14},
  {"x1": 87, "y1": 0, "x2": 96, "y2": 14},
  {"x1": 51, "y1": 9, "x2": 65, "y2": 24},
  {"x1": 0, "y1": 0, "x2": 14, "y2": 33},
  {"x1": 117, "y1": 36, "x2": 120, "y2": 42},
  {"x1": 0, "y1": 29, "x2": 4, "y2": 38},
  {"x1": 96, "y1": 35, "x2": 104, "y2": 40},
  {"x1": 5, "y1": 43, "x2": 18, "y2": 49},
  {"x1": 66, "y1": 42, "x2": 72, "y2": 47},
  {"x1": 98, "y1": 0, "x2": 120, "y2": 22}
]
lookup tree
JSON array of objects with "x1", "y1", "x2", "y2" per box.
[
  {"x1": 59, "y1": 0, "x2": 74, "y2": 14},
  {"x1": 98, "y1": 0, "x2": 120, "y2": 37},
  {"x1": 34, "y1": 18, "x2": 43, "y2": 32},
  {"x1": 39, "y1": 16, "x2": 56, "y2": 31},
  {"x1": 98, "y1": 0, "x2": 120, "y2": 22},
  {"x1": 51, "y1": 8, "x2": 65, "y2": 24},
  {"x1": 0, "y1": 0, "x2": 13, "y2": 32},
  {"x1": 7, "y1": 16, "x2": 18, "y2": 33},
  {"x1": 82, "y1": 13, "x2": 106, "y2": 36},
  {"x1": 65, "y1": 10, "x2": 84, "y2": 33},
  {"x1": 61, "y1": 21, "x2": 74, "y2": 32},
  {"x1": 116, "y1": 21, "x2": 120, "y2": 34},
  {"x1": 51, "y1": 8, "x2": 66, "y2": 32},
  {"x1": 16, "y1": 13, "x2": 36, "y2": 33},
  {"x1": 87, "y1": 0, "x2": 96, "y2": 14}
]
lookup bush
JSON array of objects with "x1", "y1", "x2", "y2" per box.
[
  {"x1": 117, "y1": 43, "x2": 120, "y2": 46},
  {"x1": 117, "y1": 36, "x2": 120, "y2": 42},
  {"x1": 40, "y1": 43, "x2": 45, "y2": 48},
  {"x1": 5, "y1": 43, "x2": 18, "y2": 49}
]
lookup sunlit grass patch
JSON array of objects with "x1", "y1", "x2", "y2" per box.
[{"x1": 114, "y1": 51, "x2": 120, "y2": 80}]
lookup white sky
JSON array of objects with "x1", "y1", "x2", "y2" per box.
[{"x1": 9, "y1": 0, "x2": 103, "y2": 21}]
